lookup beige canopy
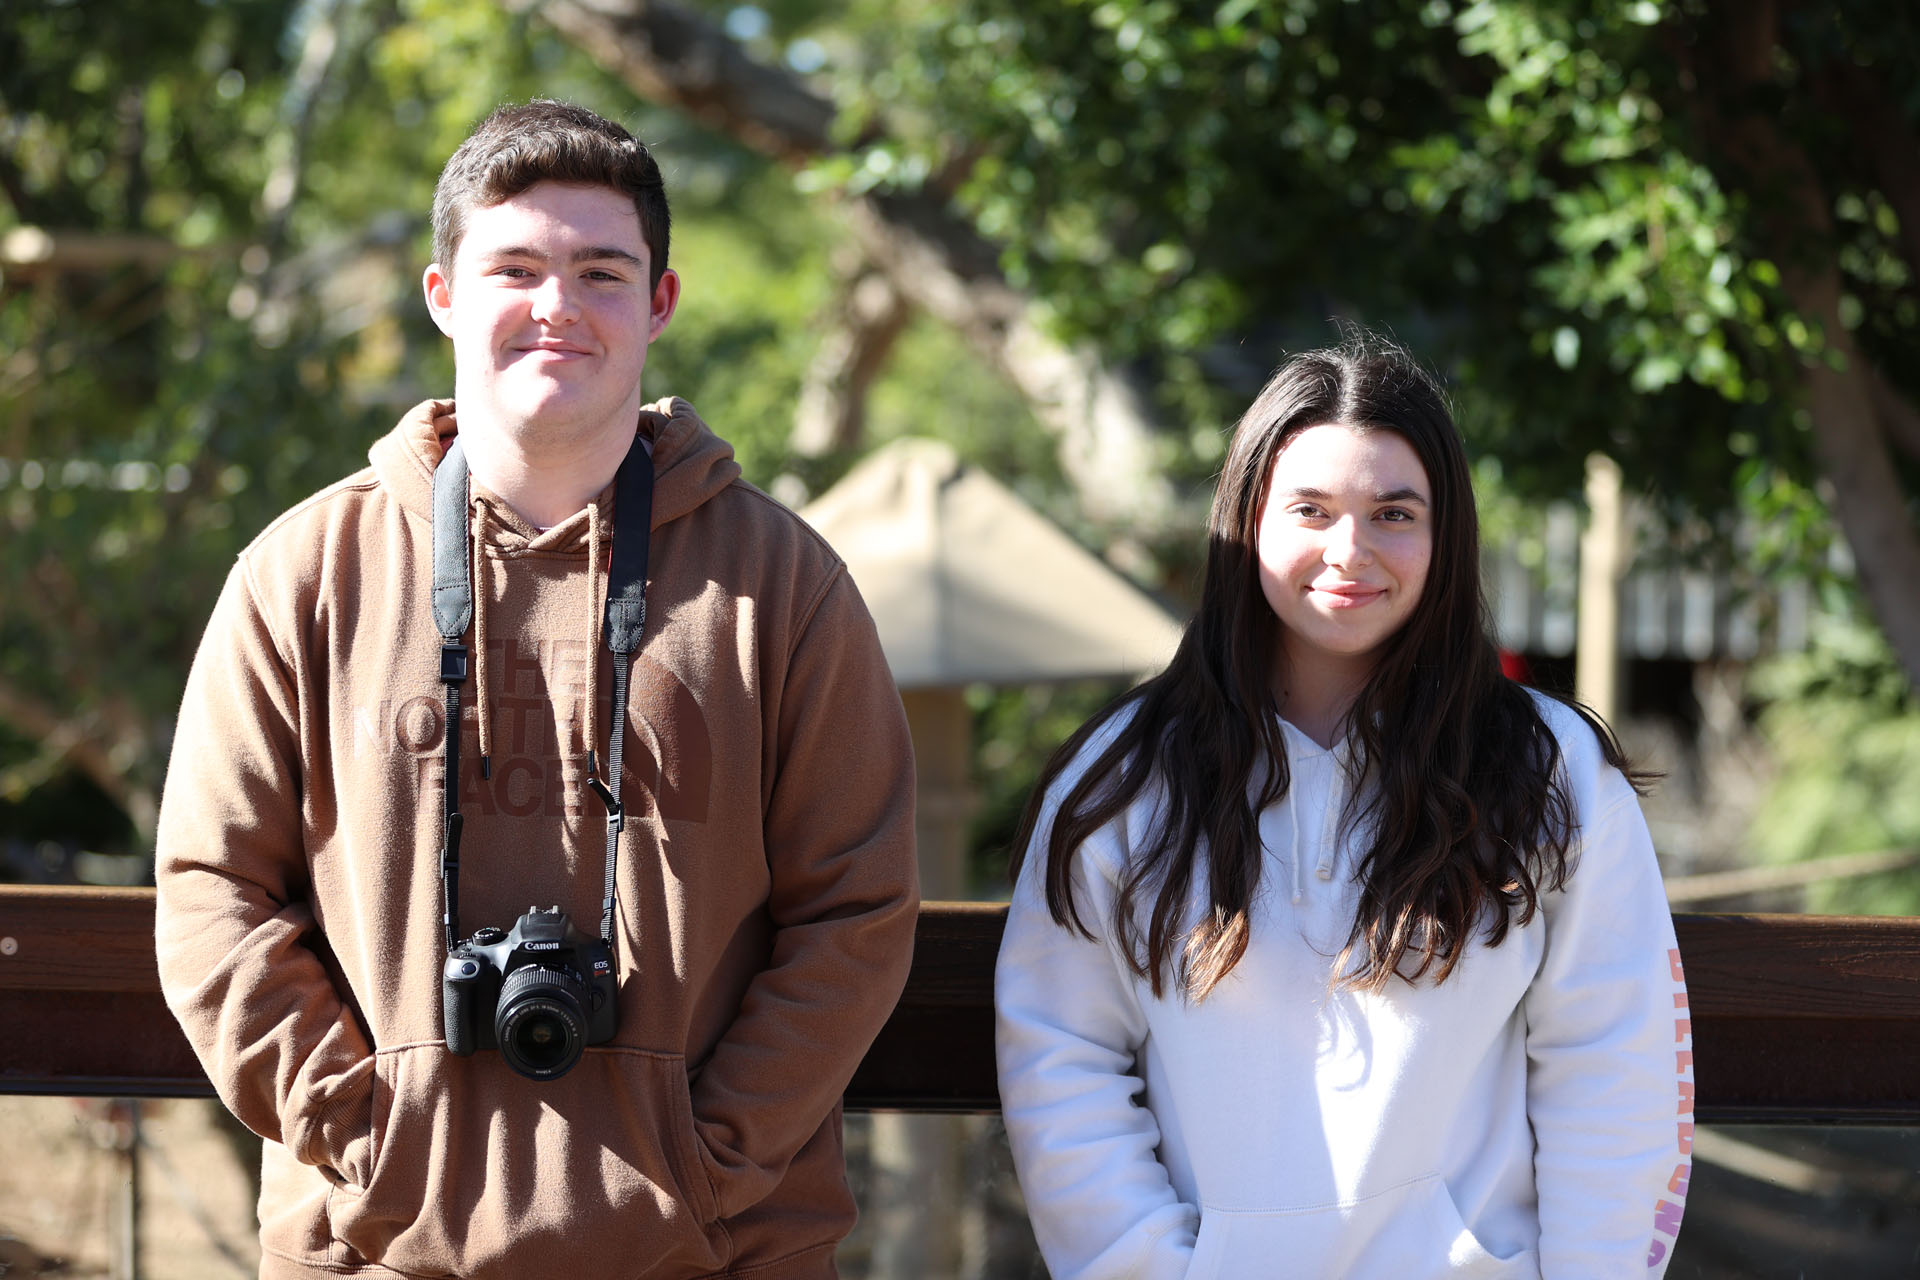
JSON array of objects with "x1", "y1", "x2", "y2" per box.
[
  {"x1": 801, "y1": 438, "x2": 1188, "y2": 1256},
  {"x1": 799, "y1": 438, "x2": 1186, "y2": 689}
]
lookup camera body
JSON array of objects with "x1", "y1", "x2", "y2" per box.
[{"x1": 442, "y1": 906, "x2": 617, "y2": 1080}]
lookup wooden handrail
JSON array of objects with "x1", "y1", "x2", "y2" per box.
[{"x1": 3, "y1": 886, "x2": 1919, "y2": 1121}]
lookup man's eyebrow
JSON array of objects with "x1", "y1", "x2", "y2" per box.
[
  {"x1": 571, "y1": 245, "x2": 646, "y2": 268},
  {"x1": 481, "y1": 245, "x2": 647, "y2": 270}
]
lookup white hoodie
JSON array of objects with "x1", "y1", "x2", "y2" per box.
[{"x1": 996, "y1": 694, "x2": 1692, "y2": 1279}]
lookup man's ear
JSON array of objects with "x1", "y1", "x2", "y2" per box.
[
  {"x1": 648, "y1": 268, "x2": 681, "y2": 341},
  {"x1": 423, "y1": 263, "x2": 454, "y2": 336}
]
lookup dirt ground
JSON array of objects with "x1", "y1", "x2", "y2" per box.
[
  {"x1": 0, "y1": 1095, "x2": 258, "y2": 1280},
  {"x1": 0, "y1": 1100, "x2": 1040, "y2": 1280}
]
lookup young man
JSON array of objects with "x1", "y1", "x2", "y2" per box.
[{"x1": 155, "y1": 101, "x2": 919, "y2": 1280}]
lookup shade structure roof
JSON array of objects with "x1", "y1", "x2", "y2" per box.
[{"x1": 799, "y1": 438, "x2": 1186, "y2": 689}]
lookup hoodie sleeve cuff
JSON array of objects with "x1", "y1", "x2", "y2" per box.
[{"x1": 295, "y1": 1056, "x2": 378, "y2": 1187}]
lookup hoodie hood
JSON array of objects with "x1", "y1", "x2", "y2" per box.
[{"x1": 369, "y1": 396, "x2": 744, "y2": 548}]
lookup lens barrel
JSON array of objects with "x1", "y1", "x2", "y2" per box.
[{"x1": 495, "y1": 963, "x2": 590, "y2": 1079}]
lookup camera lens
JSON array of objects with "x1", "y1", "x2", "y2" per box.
[{"x1": 495, "y1": 964, "x2": 589, "y2": 1080}]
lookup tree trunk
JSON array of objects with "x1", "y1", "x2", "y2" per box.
[
  {"x1": 1784, "y1": 271, "x2": 1920, "y2": 685},
  {"x1": 1684, "y1": 0, "x2": 1920, "y2": 687}
]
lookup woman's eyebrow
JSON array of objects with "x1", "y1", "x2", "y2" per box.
[{"x1": 1278, "y1": 485, "x2": 1429, "y2": 505}]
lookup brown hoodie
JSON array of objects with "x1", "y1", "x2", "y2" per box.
[{"x1": 155, "y1": 399, "x2": 919, "y2": 1279}]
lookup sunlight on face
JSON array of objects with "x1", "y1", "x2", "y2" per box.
[
  {"x1": 1256, "y1": 423, "x2": 1433, "y2": 690},
  {"x1": 423, "y1": 181, "x2": 678, "y2": 449}
]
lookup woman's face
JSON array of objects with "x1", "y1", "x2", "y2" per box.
[{"x1": 1256, "y1": 423, "x2": 1433, "y2": 686}]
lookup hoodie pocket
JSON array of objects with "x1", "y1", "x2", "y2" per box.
[
  {"x1": 1185, "y1": 1175, "x2": 1535, "y2": 1280},
  {"x1": 326, "y1": 1043, "x2": 726, "y2": 1280}
]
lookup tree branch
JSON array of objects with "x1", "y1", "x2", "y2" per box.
[
  {"x1": 0, "y1": 227, "x2": 193, "y2": 276},
  {"x1": 260, "y1": 0, "x2": 356, "y2": 256},
  {"x1": 0, "y1": 675, "x2": 157, "y2": 844},
  {"x1": 0, "y1": 550, "x2": 162, "y2": 841},
  {"x1": 515, "y1": 0, "x2": 834, "y2": 163},
  {"x1": 792, "y1": 260, "x2": 912, "y2": 457},
  {"x1": 842, "y1": 192, "x2": 1173, "y2": 525},
  {"x1": 516, "y1": 0, "x2": 1179, "y2": 526}
]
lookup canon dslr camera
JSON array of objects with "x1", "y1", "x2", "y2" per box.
[{"x1": 442, "y1": 906, "x2": 617, "y2": 1080}]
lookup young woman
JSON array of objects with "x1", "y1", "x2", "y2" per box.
[{"x1": 996, "y1": 341, "x2": 1692, "y2": 1279}]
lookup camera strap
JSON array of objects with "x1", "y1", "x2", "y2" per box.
[
  {"x1": 431, "y1": 433, "x2": 654, "y2": 953},
  {"x1": 432, "y1": 438, "x2": 474, "y2": 952},
  {"x1": 594, "y1": 438, "x2": 653, "y2": 945}
]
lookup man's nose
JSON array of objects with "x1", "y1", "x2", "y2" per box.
[{"x1": 530, "y1": 275, "x2": 579, "y2": 325}]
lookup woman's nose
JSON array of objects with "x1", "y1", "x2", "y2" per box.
[{"x1": 1323, "y1": 515, "x2": 1372, "y2": 567}]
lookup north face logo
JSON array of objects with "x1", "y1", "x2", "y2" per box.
[{"x1": 357, "y1": 640, "x2": 711, "y2": 825}]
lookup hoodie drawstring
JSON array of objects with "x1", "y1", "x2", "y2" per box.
[
  {"x1": 584, "y1": 499, "x2": 607, "y2": 779},
  {"x1": 1316, "y1": 754, "x2": 1345, "y2": 886},
  {"x1": 1289, "y1": 791, "x2": 1304, "y2": 906},
  {"x1": 1282, "y1": 736, "x2": 1341, "y2": 906},
  {"x1": 471, "y1": 498, "x2": 493, "y2": 778}
]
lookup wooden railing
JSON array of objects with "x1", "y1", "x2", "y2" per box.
[{"x1": 4, "y1": 886, "x2": 1920, "y2": 1122}]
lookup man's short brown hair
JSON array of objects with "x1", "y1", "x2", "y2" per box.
[{"x1": 431, "y1": 100, "x2": 670, "y2": 288}]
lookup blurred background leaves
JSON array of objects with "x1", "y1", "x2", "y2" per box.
[{"x1": 2, "y1": 0, "x2": 1915, "y2": 901}]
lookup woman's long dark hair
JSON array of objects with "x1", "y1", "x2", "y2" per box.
[{"x1": 1011, "y1": 338, "x2": 1645, "y2": 999}]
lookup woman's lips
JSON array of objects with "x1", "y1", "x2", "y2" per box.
[{"x1": 1309, "y1": 583, "x2": 1384, "y2": 607}]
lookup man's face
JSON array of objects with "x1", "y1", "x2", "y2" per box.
[{"x1": 423, "y1": 181, "x2": 678, "y2": 449}]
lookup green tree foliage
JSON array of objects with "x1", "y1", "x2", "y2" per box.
[
  {"x1": 815, "y1": 0, "x2": 1919, "y2": 670},
  {"x1": 0, "y1": 2, "x2": 704, "y2": 863},
  {"x1": 2, "y1": 0, "x2": 605, "y2": 858},
  {"x1": 1748, "y1": 611, "x2": 1920, "y2": 914},
  {"x1": 0, "y1": 0, "x2": 657, "y2": 862},
  {"x1": 0, "y1": 0, "x2": 1059, "y2": 868},
  {"x1": 964, "y1": 677, "x2": 1130, "y2": 891},
  {"x1": 3, "y1": 0, "x2": 367, "y2": 851},
  {"x1": 9, "y1": 0, "x2": 1914, "y2": 872}
]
